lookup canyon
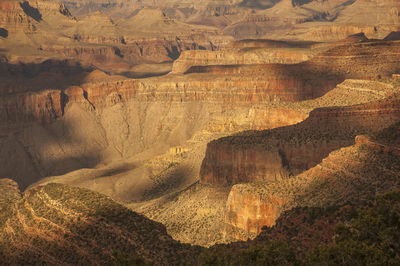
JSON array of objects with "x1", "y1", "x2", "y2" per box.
[{"x1": 1, "y1": 0, "x2": 400, "y2": 263}]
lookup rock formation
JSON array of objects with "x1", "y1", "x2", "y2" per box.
[
  {"x1": 47, "y1": 0, "x2": 400, "y2": 42},
  {"x1": 131, "y1": 77, "x2": 398, "y2": 246},
  {"x1": 172, "y1": 47, "x2": 313, "y2": 73},
  {"x1": 0, "y1": 1, "x2": 223, "y2": 75},
  {"x1": 223, "y1": 118, "x2": 400, "y2": 241},
  {"x1": 200, "y1": 95, "x2": 400, "y2": 186}
]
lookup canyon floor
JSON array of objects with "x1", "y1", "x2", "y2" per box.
[{"x1": 1, "y1": 0, "x2": 400, "y2": 264}]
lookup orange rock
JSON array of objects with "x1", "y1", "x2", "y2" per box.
[{"x1": 224, "y1": 186, "x2": 288, "y2": 240}]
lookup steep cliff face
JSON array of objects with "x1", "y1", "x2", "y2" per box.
[
  {"x1": 200, "y1": 87, "x2": 400, "y2": 185},
  {"x1": 0, "y1": 0, "x2": 41, "y2": 40},
  {"x1": 1, "y1": 37, "x2": 398, "y2": 189},
  {"x1": 224, "y1": 186, "x2": 287, "y2": 240},
  {"x1": 172, "y1": 48, "x2": 312, "y2": 73},
  {"x1": 0, "y1": 90, "x2": 64, "y2": 124},
  {"x1": 0, "y1": 0, "x2": 75, "y2": 37},
  {"x1": 122, "y1": 77, "x2": 397, "y2": 246},
  {"x1": 200, "y1": 140, "x2": 347, "y2": 185},
  {"x1": 309, "y1": 40, "x2": 400, "y2": 79},
  {"x1": 303, "y1": 25, "x2": 400, "y2": 42},
  {"x1": 1, "y1": 38, "x2": 399, "y2": 192},
  {"x1": 222, "y1": 109, "x2": 400, "y2": 241},
  {"x1": 177, "y1": 39, "x2": 400, "y2": 101}
]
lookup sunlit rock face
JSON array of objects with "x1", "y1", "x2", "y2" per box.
[
  {"x1": 224, "y1": 186, "x2": 287, "y2": 240},
  {"x1": 200, "y1": 96, "x2": 400, "y2": 186},
  {"x1": 220, "y1": 96, "x2": 400, "y2": 241}
]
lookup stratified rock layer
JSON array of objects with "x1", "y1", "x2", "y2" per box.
[
  {"x1": 221, "y1": 104, "x2": 400, "y2": 241},
  {"x1": 200, "y1": 96, "x2": 400, "y2": 186}
]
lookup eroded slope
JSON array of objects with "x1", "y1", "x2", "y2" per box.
[{"x1": 0, "y1": 180, "x2": 200, "y2": 264}]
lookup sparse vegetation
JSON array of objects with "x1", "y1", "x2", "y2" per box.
[
  {"x1": 371, "y1": 121, "x2": 400, "y2": 145},
  {"x1": 0, "y1": 182, "x2": 201, "y2": 265}
]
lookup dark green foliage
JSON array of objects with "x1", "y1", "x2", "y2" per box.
[
  {"x1": 198, "y1": 246, "x2": 234, "y2": 266},
  {"x1": 199, "y1": 241, "x2": 299, "y2": 266},
  {"x1": 306, "y1": 191, "x2": 400, "y2": 265},
  {"x1": 238, "y1": 241, "x2": 299, "y2": 266},
  {"x1": 113, "y1": 250, "x2": 149, "y2": 266}
]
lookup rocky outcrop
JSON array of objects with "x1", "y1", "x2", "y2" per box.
[
  {"x1": 0, "y1": 0, "x2": 38, "y2": 35},
  {"x1": 222, "y1": 104, "x2": 400, "y2": 241},
  {"x1": 200, "y1": 95, "x2": 400, "y2": 186},
  {"x1": 0, "y1": 90, "x2": 64, "y2": 125},
  {"x1": 120, "y1": 39, "x2": 217, "y2": 64},
  {"x1": 71, "y1": 11, "x2": 122, "y2": 45},
  {"x1": 304, "y1": 39, "x2": 400, "y2": 79},
  {"x1": 224, "y1": 186, "x2": 287, "y2": 240},
  {"x1": 200, "y1": 140, "x2": 343, "y2": 185},
  {"x1": 303, "y1": 25, "x2": 400, "y2": 42},
  {"x1": 179, "y1": 39, "x2": 400, "y2": 100},
  {"x1": 172, "y1": 48, "x2": 312, "y2": 73}
]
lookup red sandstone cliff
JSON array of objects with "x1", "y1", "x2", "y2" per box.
[
  {"x1": 224, "y1": 186, "x2": 287, "y2": 240},
  {"x1": 200, "y1": 96, "x2": 400, "y2": 185}
]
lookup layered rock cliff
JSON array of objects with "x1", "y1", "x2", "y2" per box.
[
  {"x1": 222, "y1": 109, "x2": 400, "y2": 241},
  {"x1": 200, "y1": 94, "x2": 400, "y2": 185},
  {"x1": 0, "y1": 89, "x2": 64, "y2": 124},
  {"x1": 172, "y1": 48, "x2": 313, "y2": 73},
  {"x1": 224, "y1": 186, "x2": 287, "y2": 239},
  {"x1": 0, "y1": 1, "x2": 223, "y2": 74}
]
